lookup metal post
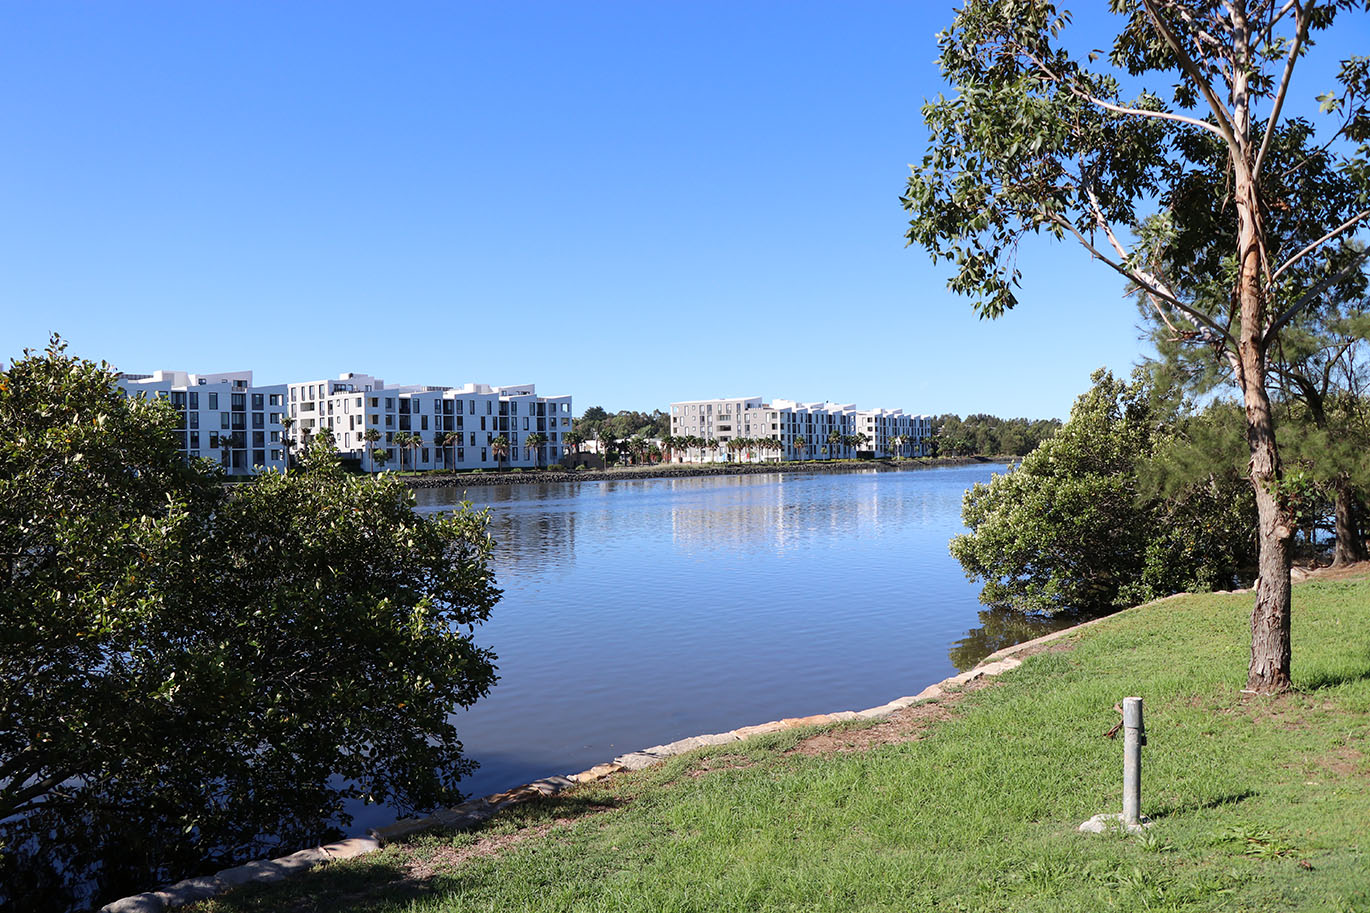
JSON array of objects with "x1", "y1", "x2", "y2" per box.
[{"x1": 1122, "y1": 696, "x2": 1144, "y2": 825}]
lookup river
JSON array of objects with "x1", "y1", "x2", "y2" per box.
[{"x1": 353, "y1": 462, "x2": 1070, "y2": 829}]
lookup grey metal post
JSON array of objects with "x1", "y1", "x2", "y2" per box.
[{"x1": 1122, "y1": 697, "x2": 1144, "y2": 825}]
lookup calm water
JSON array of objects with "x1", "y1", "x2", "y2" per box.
[{"x1": 356, "y1": 463, "x2": 1067, "y2": 830}]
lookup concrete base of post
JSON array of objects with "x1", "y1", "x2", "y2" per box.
[{"x1": 1078, "y1": 812, "x2": 1153, "y2": 835}]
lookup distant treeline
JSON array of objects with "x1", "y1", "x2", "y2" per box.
[
  {"x1": 929, "y1": 414, "x2": 1061, "y2": 457},
  {"x1": 573, "y1": 406, "x2": 670, "y2": 442}
]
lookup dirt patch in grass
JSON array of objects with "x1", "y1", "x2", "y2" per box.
[
  {"x1": 403, "y1": 814, "x2": 581, "y2": 880},
  {"x1": 790, "y1": 675, "x2": 996, "y2": 756},
  {"x1": 1319, "y1": 746, "x2": 1365, "y2": 778}
]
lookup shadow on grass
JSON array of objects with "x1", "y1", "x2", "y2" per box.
[
  {"x1": 1298, "y1": 660, "x2": 1370, "y2": 692},
  {"x1": 1147, "y1": 790, "x2": 1256, "y2": 821},
  {"x1": 199, "y1": 793, "x2": 625, "y2": 913}
]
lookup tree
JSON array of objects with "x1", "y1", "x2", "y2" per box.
[
  {"x1": 362, "y1": 427, "x2": 382, "y2": 472},
  {"x1": 793, "y1": 435, "x2": 808, "y2": 460},
  {"x1": 391, "y1": 431, "x2": 411, "y2": 471},
  {"x1": 565, "y1": 429, "x2": 585, "y2": 456},
  {"x1": 0, "y1": 340, "x2": 500, "y2": 911},
  {"x1": 490, "y1": 434, "x2": 509, "y2": 470},
  {"x1": 952, "y1": 369, "x2": 1256, "y2": 614},
  {"x1": 903, "y1": 1, "x2": 1370, "y2": 692},
  {"x1": 524, "y1": 431, "x2": 547, "y2": 468}
]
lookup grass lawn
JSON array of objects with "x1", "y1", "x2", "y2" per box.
[{"x1": 194, "y1": 572, "x2": 1370, "y2": 912}]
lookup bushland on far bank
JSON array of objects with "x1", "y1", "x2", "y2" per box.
[{"x1": 0, "y1": 339, "x2": 501, "y2": 913}]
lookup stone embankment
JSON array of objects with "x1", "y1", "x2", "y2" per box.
[
  {"x1": 404, "y1": 456, "x2": 988, "y2": 489},
  {"x1": 98, "y1": 642, "x2": 1045, "y2": 912}
]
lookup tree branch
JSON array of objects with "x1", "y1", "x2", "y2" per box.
[
  {"x1": 1271, "y1": 209, "x2": 1370, "y2": 282},
  {"x1": 1265, "y1": 247, "x2": 1370, "y2": 343},
  {"x1": 1253, "y1": 1, "x2": 1310, "y2": 180},
  {"x1": 1140, "y1": 0, "x2": 1242, "y2": 153},
  {"x1": 1048, "y1": 212, "x2": 1237, "y2": 345}
]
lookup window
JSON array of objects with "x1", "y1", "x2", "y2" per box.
[
  {"x1": 290, "y1": 388, "x2": 297, "y2": 402},
  {"x1": 269, "y1": 412, "x2": 280, "y2": 425},
  {"x1": 486, "y1": 401, "x2": 492, "y2": 415},
  {"x1": 457, "y1": 447, "x2": 465, "y2": 460},
  {"x1": 189, "y1": 431, "x2": 199, "y2": 449},
  {"x1": 421, "y1": 415, "x2": 429, "y2": 431},
  {"x1": 189, "y1": 412, "x2": 199, "y2": 429},
  {"x1": 189, "y1": 392, "x2": 199, "y2": 410},
  {"x1": 253, "y1": 431, "x2": 265, "y2": 447},
  {"x1": 220, "y1": 413, "x2": 230, "y2": 430},
  {"x1": 421, "y1": 448, "x2": 429, "y2": 463},
  {"x1": 469, "y1": 432, "x2": 475, "y2": 446},
  {"x1": 252, "y1": 393, "x2": 264, "y2": 410},
  {"x1": 252, "y1": 413, "x2": 264, "y2": 429},
  {"x1": 254, "y1": 449, "x2": 266, "y2": 466},
  {"x1": 523, "y1": 417, "x2": 529, "y2": 430},
  {"x1": 231, "y1": 393, "x2": 246, "y2": 411},
  {"x1": 270, "y1": 393, "x2": 282, "y2": 406},
  {"x1": 481, "y1": 448, "x2": 487, "y2": 461},
  {"x1": 231, "y1": 413, "x2": 246, "y2": 430},
  {"x1": 209, "y1": 393, "x2": 218, "y2": 410},
  {"x1": 270, "y1": 431, "x2": 280, "y2": 443}
]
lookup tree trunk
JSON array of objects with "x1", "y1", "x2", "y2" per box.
[
  {"x1": 1234, "y1": 164, "x2": 1295, "y2": 694},
  {"x1": 1332, "y1": 478, "x2": 1368, "y2": 566}
]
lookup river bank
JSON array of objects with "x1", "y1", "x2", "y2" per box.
[
  {"x1": 399, "y1": 455, "x2": 993, "y2": 489},
  {"x1": 179, "y1": 564, "x2": 1370, "y2": 913}
]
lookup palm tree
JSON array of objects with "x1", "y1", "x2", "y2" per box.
[
  {"x1": 441, "y1": 430, "x2": 459, "y2": 470},
  {"x1": 565, "y1": 429, "x2": 585, "y2": 456},
  {"x1": 525, "y1": 431, "x2": 547, "y2": 468},
  {"x1": 218, "y1": 432, "x2": 235, "y2": 474},
  {"x1": 281, "y1": 415, "x2": 296, "y2": 470},
  {"x1": 792, "y1": 435, "x2": 807, "y2": 461},
  {"x1": 888, "y1": 434, "x2": 903, "y2": 460},
  {"x1": 391, "y1": 432, "x2": 411, "y2": 471},
  {"x1": 629, "y1": 435, "x2": 648, "y2": 465},
  {"x1": 362, "y1": 428, "x2": 381, "y2": 472},
  {"x1": 827, "y1": 430, "x2": 843, "y2": 460},
  {"x1": 490, "y1": 434, "x2": 509, "y2": 470}
]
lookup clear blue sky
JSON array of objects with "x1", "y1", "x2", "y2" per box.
[{"x1": 1, "y1": 2, "x2": 1360, "y2": 419}]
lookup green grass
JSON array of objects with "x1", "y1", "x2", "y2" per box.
[{"x1": 195, "y1": 576, "x2": 1370, "y2": 912}]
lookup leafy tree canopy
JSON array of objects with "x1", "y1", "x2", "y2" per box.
[
  {"x1": 952, "y1": 369, "x2": 1256, "y2": 614},
  {"x1": 0, "y1": 339, "x2": 500, "y2": 911}
]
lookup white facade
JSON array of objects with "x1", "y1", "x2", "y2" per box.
[
  {"x1": 287, "y1": 374, "x2": 573, "y2": 472},
  {"x1": 118, "y1": 370, "x2": 289, "y2": 475},
  {"x1": 669, "y1": 395, "x2": 931, "y2": 463}
]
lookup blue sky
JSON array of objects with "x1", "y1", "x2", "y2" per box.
[{"x1": 1, "y1": 2, "x2": 1361, "y2": 419}]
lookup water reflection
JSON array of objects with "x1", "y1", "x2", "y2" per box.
[
  {"x1": 948, "y1": 605, "x2": 1109, "y2": 670},
  {"x1": 386, "y1": 464, "x2": 1016, "y2": 821}
]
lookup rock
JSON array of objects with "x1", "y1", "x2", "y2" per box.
[
  {"x1": 732, "y1": 720, "x2": 787, "y2": 739},
  {"x1": 1078, "y1": 812, "x2": 1153, "y2": 834},
  {"x1": 569, "y1": 763, "x2": 623, "y2": 783},
  {"x1": 782, "y1": 714, "x2": 835, "y2": 728},
  {"x1": 152, "y1": 876, "x2": 224, "y2": 907},
  {"x1": 320, "y1": 837, "x2": 381, "y2": 861},
  {"x1": 100, "y1": 893, "x2": 165, "y2": 913},
  {"x1": 613, "y1": 751, "x2": 665, "y2": 771},
  {"x1": 368, "y1": 816, "x2": 439, "y2": 844}
]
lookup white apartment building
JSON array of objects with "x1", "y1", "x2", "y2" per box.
[
  {"x1": 287, "y1": 374, "x2": 572, "y2": 472},
  {"x1": 669, "y1": 395, "x2": 931, "y2": 463},
  {"x1": 117, "y1": 370, "x2": 289, "y2": 474}
]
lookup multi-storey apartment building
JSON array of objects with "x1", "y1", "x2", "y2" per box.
[
  {"x1": 117, "y1": 370, "x2": 289, "y2": 474},
  {"x1": 669, "y1": 395, "x2": 930, "y2": 463},
  {"x1": 287, "y1": 374, "x2": 572, "y2": 472}
]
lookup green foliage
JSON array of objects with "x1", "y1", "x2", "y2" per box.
[
  {"x1": 930, "y1": 413, "x2": 1060, "y2": 457},
  {"x1": 951, "y1": 369, "x2": 1255, "y2": 614},
  {"x1": 573, "y1": 407, "x2": 668, "y2": 443},
  {"x1": 0, "y1": 339, "x2": 500, "y2": 911}
]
